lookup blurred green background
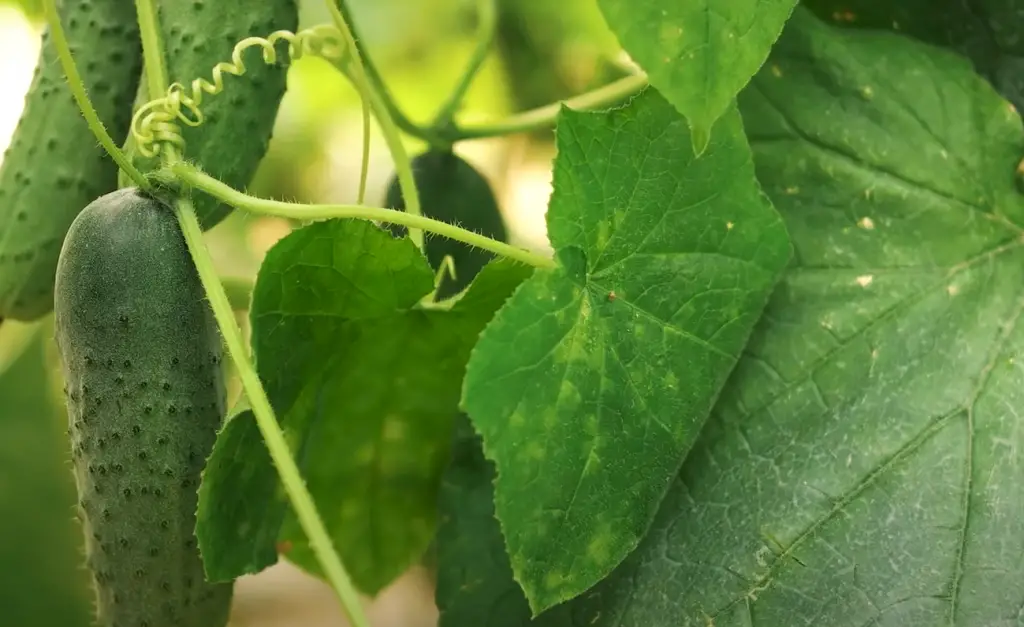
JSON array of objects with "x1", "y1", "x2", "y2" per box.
[{"x1": 0, "y1": 0, "x2": 623, "y2": 625}]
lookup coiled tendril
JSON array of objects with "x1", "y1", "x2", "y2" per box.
[{"x1": 131, "y1": 26, "x2": 346, "y2": 158}]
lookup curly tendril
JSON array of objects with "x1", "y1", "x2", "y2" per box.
[{"x1": 131, "y1": 25, "x2": 347, "y2": 158}]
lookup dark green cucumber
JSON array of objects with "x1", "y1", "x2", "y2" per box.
[
  {"x1": 384, "y1": 150, "x2": 509, "y2": 299},
  {"x1": 129, "y1": 0, "x2": 299, "y2": 230},
  {"x1": 54, "y1": 188, "x2": 232, "y2": 627},
  {"x1": 0, "y1": 0, "x2": 142, "y2": 321}
]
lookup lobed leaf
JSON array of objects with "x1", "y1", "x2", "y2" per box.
[
  {"x1": 596, "y1": 0, "x2": 798, "y2": 148},
  {"x1": 461, "y1": 87, "x2": 791, "y2": 613},
  {"x1": 197, "y1": 220, "x2": 531, "y2": 593}
]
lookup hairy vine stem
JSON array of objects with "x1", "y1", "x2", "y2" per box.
[
  {"x1": 173, "y1": 161, "x2": 556, "y2": 269},
  {"x1": 41, "y1": 0, "x2": 149, "y2": 188},
  {"x1": 173, "y1": 198, "x2": 370, "y2": 627},
  {"x1": 448, "y1": 74, "x2": 649, "y2": 140},
  {"x1": 134, "y1": 0, "x2": 169, "y2": 101},
  {"x1": 325, "y1": 0, "x2": 425, "y2": 249},
  {"x1": 129, "y1": 5, "x2": 371, "y2": 626}
]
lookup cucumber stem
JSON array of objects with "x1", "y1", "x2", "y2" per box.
[
  {"x1": 134, "y1": 0, "x2": 169, "y2": 101},
  {"x1": 173, "y1": 162, "x2": 556, "y2": 269},
  {"x1": 449, "y1": 74, "x2": 649, "y2": 140},
  {"x1": 42, "y1": 0, "x2": 149, "y2": 189},
  {"x1": 430, "y1": 0, "x2": 498, "y2": 130},
  {"x1": 173, "y1": 197, "x2": 372, "y2": 627},
  {"x1": 333, "y1": 0, "x2": 438, "y2": 145},
  {"x1": 326, "y1": 0, "x2": 425, "y2": 250}
]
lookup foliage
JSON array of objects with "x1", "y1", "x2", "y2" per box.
[{"x1": 1, "y1": 0, "x2": 1022, "y2": 626}]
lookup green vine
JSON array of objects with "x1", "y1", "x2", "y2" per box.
[
  {"x1": 172, "y1": 161, "x2": 555, "y2": 269},
  {"x1": 325, "y1": 0, "x2": 425, "y2": 249},
  {"x1": 127, "y1": 6, "x2": 372, "y2": 627},
  {"x1": 430, "y1": 0, "x2": 498, "y2": 130},
  {"x1": 172, "y1": 197, "x2": 370, "y2": 627}
]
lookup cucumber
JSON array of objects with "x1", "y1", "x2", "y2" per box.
[
  {"x1": 130, "y1": 0, "x2": 299, "y2": 230},
  {"x1": 0, "y1": 0, "x2": 142, "y2": 322},
  {"x1": 54, "y1": 188, "x2": 232, "y2": 627},
  {"x1": 384, "y1": 150, "x2": 509, "y2": 299}
]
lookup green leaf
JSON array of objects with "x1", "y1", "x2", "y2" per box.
[
  {"x1": 596, "y1": 0, "x2": 798, "y2": 141},
  {"x1": 461, "y1": 89, "x2": 791, "y2": 613},
  {"x1": 803, "y1": 0, "x2": 1024, "y2": 113},
  {"x1": 440, "y1": 9, "x2": 1024, "y2": 626},
  {"x1": 435, "y1": 417, "x2": 549, "y2": 627},
  {"x1": 196, "y1": 220, "x2": 531, "y2": 594},
  {"x1": 0, "y1": 321, "x2": 92, "y2": 627}
]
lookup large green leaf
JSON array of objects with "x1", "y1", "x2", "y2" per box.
[
  {"x1": 438, "y1": 8, "x2": 1024, "y2": 626},
  {"x1": 596, "y1": 0, "x2": 798, "y2": 148},
  {"x1": 197, "y1": 220, "x2": 531, "y2": 594},
  {"x1": 0, "y1": 321, "x2": 92, "y2": 627},
  {"x1": 803, "y1": 0, "x2": 1024, "y2": 113},
  {"x1": 461, "y1": 89, "x2": 791, "y2": 613}
]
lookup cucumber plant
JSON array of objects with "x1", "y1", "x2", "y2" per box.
[{"x1": 4, "y1": 0, "x2": 1024, "y2": 626}]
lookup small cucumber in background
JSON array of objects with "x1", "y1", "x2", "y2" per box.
[
  {"x1": 130, "y1": 0, "x2": 299, "y2": 230},
  {"x1": 54, "y1": 188, "x2": 232, "y2": 627},
  {"x1": 0, "y1": 0, "x2": 142, "y2": 322},
  {"x1": 384, "y1": 150, "x2": 510, "y2": 299}
]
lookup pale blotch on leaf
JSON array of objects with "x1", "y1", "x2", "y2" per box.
[
  {"x1": 354, "y1": 444, "x2": 375, "y2": 465},
  {"x1": 855, "y1": 275, "x2": 873, "y2": 287},
  {"x1": 857, "y1": 216, "x2": 875, "y2": 230},
  {"x1": 383, "y1": 415, "x2": 407, "y2": 442},
  {"x1": 771, "y1": 64, "x2": 783, "y2": 78},
  {"x1": 586, "y1": 523, "x2": 616, "y2": 565},
  {"x1": 525, "y1": 441, "x2": 546, "y2": 461}
]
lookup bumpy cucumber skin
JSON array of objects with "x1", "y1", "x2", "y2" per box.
[
  {"x1": 384, "y1": 151, "x2": 509, "y2": 299},
  {"x1": 151, "y1": 0, "x2": 298, "y2": 230},
  {"x1": 0, "y1": 0, "x2": 141, "y2": 322},
  {"x1": 54, "y1": 188, "x2": 232, "y2": 627}
]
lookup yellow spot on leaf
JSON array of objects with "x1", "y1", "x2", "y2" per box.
[
  {"x1": 771, "y1": 64, "x2": 782, "y2": 78},
  {"x1": 855, "y1": 275, "x2": 873, "y2": 287},
  {"x1": 947, "y1": 284, "x2": 960, "y2": 296},
  {"x1": 726, "y1": 221, "x2": 735, "y2": 230},
  {"x1": 857, "y1": 216, "x2": 875, "y2": 230}
]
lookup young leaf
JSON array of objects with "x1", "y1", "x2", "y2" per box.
[
  {"x1": 440, "y1": 9, "x2": 1024, "y2": 626},
  {"x1": 196, "y1": 220, "x2": 531, "y2": 594},
  {"x1": 596, "y1": 0, "x2": 798, "y2": 147},
  {"x1": 461, "y1": 89, "x2": 792, "y2": 613},
  {"x1": 804, "y1": 0, "x2": 1024, "y2": 113}
]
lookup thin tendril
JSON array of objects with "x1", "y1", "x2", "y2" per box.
[{"x1": 131, "y1": 26, "x2": 346, "y2": 159}]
